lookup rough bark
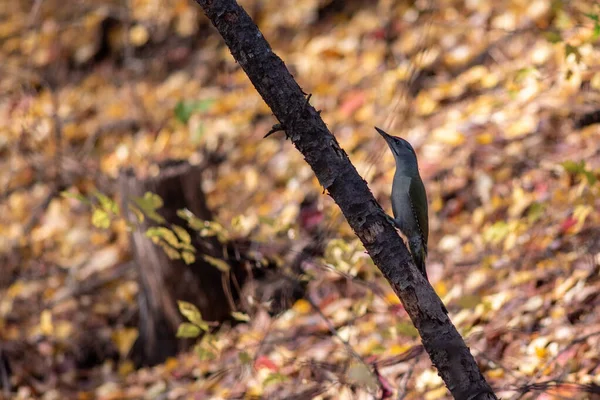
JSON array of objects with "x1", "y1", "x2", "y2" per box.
[{"x1": 193, "y1": 1, "x2": 497, "y2": 399}]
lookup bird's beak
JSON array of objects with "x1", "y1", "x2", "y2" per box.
[{"x1": 375, "y1": 126, "x2": 393, "y2": 144}]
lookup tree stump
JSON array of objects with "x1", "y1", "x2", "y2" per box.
[{"x1": 119, "y1": 160, "x2": 245, "y2": 366}]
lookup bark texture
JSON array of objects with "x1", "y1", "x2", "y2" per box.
[{"x1": 193, "y1": 1, "x2": 497, "y2": 399}]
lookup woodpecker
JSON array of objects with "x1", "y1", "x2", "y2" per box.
[{"x1": 375, "y1": 127, "x2": 429, "y2": 280}]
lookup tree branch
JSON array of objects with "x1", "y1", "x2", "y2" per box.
[{"x1": 193, "y1": 1, "x2": 496, "y2": 399}]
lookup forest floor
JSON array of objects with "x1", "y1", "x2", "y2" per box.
[{"x1": 1, "y1": 0, "x2": 600, "y2": 399}]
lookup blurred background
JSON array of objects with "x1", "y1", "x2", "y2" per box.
[{"x1": 1, "y1": 0, "x2": 600, "y2": 399}]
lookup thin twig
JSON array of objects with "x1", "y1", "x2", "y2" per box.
[
  {"x1": 397, "y1": 355, "x2": 419, "y2": 400},
  {"x1": 23, "y1": 185, "x2": 59, "y2": 234},
  {"x1": 305, "y1": 295, "x2": 378, "y2": 389}
]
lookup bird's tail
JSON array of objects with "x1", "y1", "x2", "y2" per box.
[{"x1": 408, "y1": 238, "x2": 428, "y2": 281}]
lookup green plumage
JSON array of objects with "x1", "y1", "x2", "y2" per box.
[{"x1": 376, "y1": 127, "x2": 429, "y2": 280}]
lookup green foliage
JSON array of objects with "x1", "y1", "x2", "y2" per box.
[
  {"x1": 146, "y1": 226, "x2": 196, "y2": 264},
  {"x1": 174, "y1": 99, "x2": 214, "y2": 124},
  {"x1": 231, "y1": 311, "x2": 250, "y2": 322},
  {"x1": 176, "y1": 301, "x2": 209, "y2": 338},
  {"x1": 176, "y1": 323, "x2": 201, "y2": 338},
  {"x1": 483, "y1": 221, "x2": 510, "y2": 245},
  {"x1": 263, "y1": 372, "x2": 288, "y2": 387},
  {"x1": 131, "y1": 192, "x2": 165, "y2": 224},
  {"x1": 60, "y1": 190, "x2": 91, "y2": 204},
  {"x1": 561, "y1": 160, "x2": 597, "y2": 185},
  {"x1": 238, "y1": 351, "x2": 252, "y2": 365},
  {"x1": 527, "y1": 202, "x2": 546, "y2": 223},
  {"x1": 62, "y1": 190, "x2": 120, "y2": 229},
  {"x1": 584, "y1": 12, "x2": 600, "y2": 40},
  {"x1": 194, "y1": 334, "x2": 218, "y2": 361},
  {"x1": 178, "y1": 209, "x2": 230, "y2": 242},
  {"x1": 203, "y1": 255, "x2": 230, "y2": 272},
  {"x1": 395, "y1": 321, "x2": 419, "y2": 338},
  {"x1": 323, "y1": 238, "x2": 364, "y2": 275}
]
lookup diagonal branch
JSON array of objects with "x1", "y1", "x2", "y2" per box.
[{"x1": 193, "y1": 1, "x2": 496, "y2": 399}]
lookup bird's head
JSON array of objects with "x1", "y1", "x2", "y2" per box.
[{"x1": 375, "y1": 127, "x2": 417, "y2": 161}]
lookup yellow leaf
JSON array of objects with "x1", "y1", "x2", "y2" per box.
[
  {"x1": 203, "y1": 255, "x2": 230, "y2": 272},
  {"x1": 177, "y1": 301, "x2": 203, "y2": 326},
  {"x1": 158, "y1": 242, "x2": 181, "y2": 260},
  {"x1": 55, "y1": 321, "x2": 73, "y2": 340},
  {"x1": 171, "y1": 225, "x2": 191, "y2": 244},
  {"x1": 487, "y1": 368, "x2": 504, "y2": 379},
  {"x1": 476, "y1": 133, "x2": 494, "y2": 145},
  {"x1": 118, "y1": 360, "x2": 135, "y2": 376},
  {"x1": 129, "y1": 24, "x2": 149, "y2": 46},
  {"x1": 292, "y1": 299, "x2": 311, "y2": 314},
  {"x1": 231, "y1": 311, "x2": 250, "y2": 322},
  {"x1": 389, "y1": 344, "x2": 411, "y2": 356},
  {"x1": 92, "y1": 208, "x2": 111, "y2": 229},
  {"x1": 176, "y1": 322, "x2": 201, "y2": 338},
  {"x1": 40, "y1": 309, "x2": 53, "y2": 336},
  {"x1": 426, "y1": 386, "x2": 450, "y2": 400},
  {"x1": 164, "y1": 357, "x2": 179, "y2": 372},
  {"x1": 432, "y1": 128, "x2": 465, "y2": 146},
  {"x1": 111, "y1": 328, "x2": 138, "y2": 358},
  {"x1": 434, "y1": 281, "x2": 448, "y2": 297},
  {"x1": 385, "y1": 292, "x2": 401, "y2": 305},
  {"x1": 535, "y1": 346, "x2": 548, "y2": 359},
  {"x1": 181, "y1": 250, "x2": 195, "y2": 264},
  {"x1": 146, "y1": 227, "x2": 180, "y2": 249}
]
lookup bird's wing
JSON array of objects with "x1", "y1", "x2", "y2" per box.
[{"x1": 409, "y1": 177, "x2": 429, "y2": 247}]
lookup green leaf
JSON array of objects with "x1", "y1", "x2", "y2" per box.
[
  {"x1": 61, "y1": 191, "x2": 91, "y2": 204},
  {"x1": 93, "y1": 191, "x2": 119, "y2": 214},
  {"x1": 191, "y1": 123, "x2": 205, "y2": 144},
  {"x1": 129, "y1": 204, "x2": 145, "y2": 223},
  {"x1": 177, "y1": 301, "x2": 204, "y2": 326},
  {"x1": 176, "y1": 322, "x2": 201, "y2": 338},
  {"x1": 238, "y1": 351, "x2": 252, "y2": 365},
  {"x1": 396, "y1": 321, "x2": 419, "y2": 338},
  {"x1": 584, "y1": 12, "x2": 599, "y2": 23},
  {"x1": 146, "y1": 227, "x2": 180, "y2": 248},
  {"x1": 195, "y1": 345, "x2": 215, "y2": 361},
  {"x1": 483, "y1": 221, "x2": 510, "y2": 244},
  {"x1": 174, "y1": 99, "x2": 214, "y2": 124},
  {"x1": 231, "y1": 311, "x2": 250, "y2": 322},
  {"x1": 159, "y1": 244, "x2": 181, "y2": 260},
  {"x1": 456, "y1": 294, "x2": 483, "y2": 309},
  {"x1": 203, "y1": 255, "x2": 230, "y2": 272},
  {"x1": 171, "y1": 225, "x2": 191, "y2": 244},
  {"x1": 263, "y1": 372, "x2": 288, "y2": 387},
  {"x1": 561, "y1": 160, "x2": 597, "y2": 185},
  {"x1": 131, "y1": 192, "x2": 165, "y2": 224},
  {"x1": 91, "y1": 208, "x2": 111, "y2": 229},
  {"x1": 177, "y1": 208, "x2": 205, "y2": 230},
  {"x1": 181, "y1": 250, "x2": 196, "y2": 264},
  {"x1": 561, "y1": 160, "x2": 586, "y2": 174},
  {"x1": 527, "y1": 202, "x2": 545, "y2": 223},
  {"x1": 544, "y1": 31, "x2": 562, "y2": 43}
]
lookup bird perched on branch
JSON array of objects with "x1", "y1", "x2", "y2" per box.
[{"x1": 376, "y1": 127, "x2": 429, "y2": 280}]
